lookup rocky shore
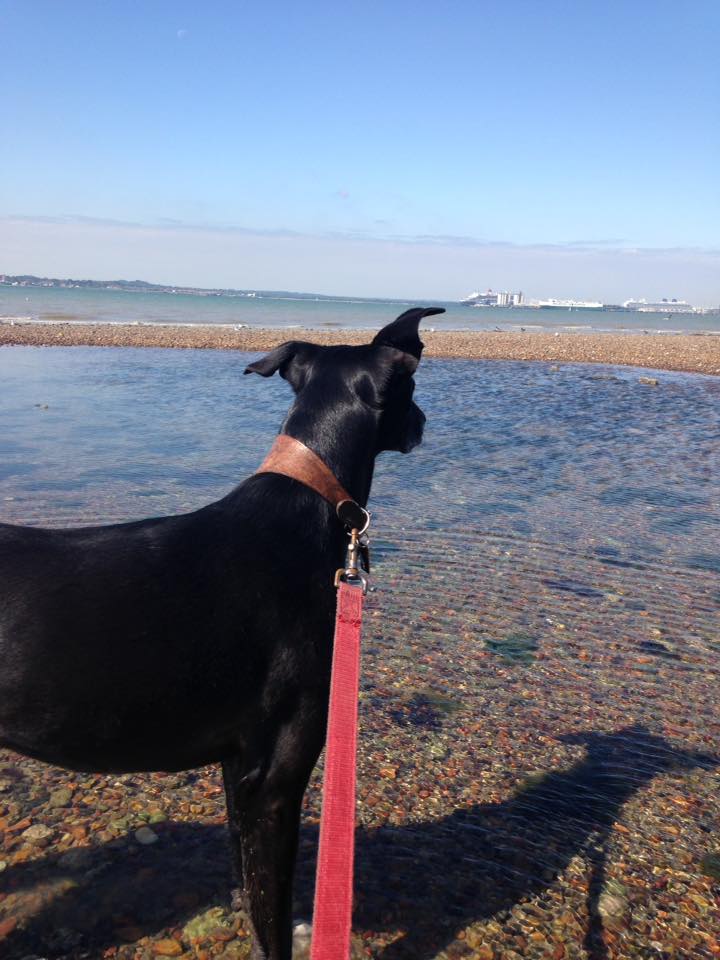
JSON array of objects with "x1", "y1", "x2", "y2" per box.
[{"x1": 2, "y1": 321, "x2": 720, "y2": 375}]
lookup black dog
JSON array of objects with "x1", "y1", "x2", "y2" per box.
[{"x1": 0, "y1": 307, "x2": 443, "y2": 960}]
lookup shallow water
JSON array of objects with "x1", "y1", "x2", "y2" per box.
[{"x1": 1, "y1": 346, "x2": 719, "y2": 959}]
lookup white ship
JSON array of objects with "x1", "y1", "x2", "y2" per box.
[
  {"x1": 622, "y1": 298, "x2": 694, "y2": 314},
  {"x1": 535, "y1": 298, "x2": 604, "y2": 311},
  {"x1": 460, "y1": 289, "x2": 523, "y2": 306}
]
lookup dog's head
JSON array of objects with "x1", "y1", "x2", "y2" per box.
[{"x1": 245, "y1": 307, "x2": 444, "y2": 454}]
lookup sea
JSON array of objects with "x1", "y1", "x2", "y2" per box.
[
  {"x1": 1, "y1": 307, "x2": 720, "y2": 958},
  {"x1": 1, "y1": 344, "x2": 719, "y2": 959},
  {"x1": 1, "y1": 283, "x2": 719, "y2": 333}
]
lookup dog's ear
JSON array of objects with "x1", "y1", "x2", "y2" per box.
[
  {"x1": 244, "y1": 341, "x2": 318, "y2": 391},
  {"x1": 372, "y1": 307, "x2": 445, "y2": 369}
]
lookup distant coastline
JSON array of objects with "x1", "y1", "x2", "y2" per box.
[
  {"x1": 0, "y1": 273, "x2": 436, "y2": 307},
  {"x1": 4, "y1": 274, "x2": 718, "y2": 316}
]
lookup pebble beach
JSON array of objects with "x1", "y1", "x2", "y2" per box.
[{"x1": 1, "y1": 321, "x2": 720, "y2": 376}]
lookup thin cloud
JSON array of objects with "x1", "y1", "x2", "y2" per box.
[
  {"x1": 3, "y1": 214, "x2": 302, "y2": 240},
  {"x1": 3, "y1": 215, "x2": 719, "y2": 304},
  {"x1": 559, "y1": 239, "x2": 627, "y2": 248},
  {"x1": 3, "y1": 214, "x2": 720, "y2": 260}
]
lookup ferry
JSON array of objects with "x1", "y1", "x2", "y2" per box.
[{"x1": 534, "y1": 299, "x2": 604, "y2": 311}]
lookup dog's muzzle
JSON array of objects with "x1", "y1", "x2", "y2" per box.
[{"x1": 401, "y1": 403, "x2": 426, "y2": 453}]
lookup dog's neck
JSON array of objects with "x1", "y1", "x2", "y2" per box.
[
  {"x1": 279, "y1": 402, "x2": 378, "y2": 507},
  {"x1": 255, "y1": 435, "x2": 355, "y2": 510}
]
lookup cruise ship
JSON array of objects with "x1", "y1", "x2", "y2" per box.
[
  {"x1": 534, "y1": 298, "x2": 604, "y2": 311},
  {"x1": 622, "y1": 298, "x2": 694, "y2": 314},
  {"x1": 460, "y1": 289, "x2": 523, "y2": 306}
]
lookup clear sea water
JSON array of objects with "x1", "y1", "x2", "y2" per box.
[
  {"x1": 1, "y1": 346, "x2": 718, "y2": 958},
  {"x1": 2, "y1": 284, "x2": 719, "y2": 334},
  {"x1": 0, "y1": 346, "x2": 718, "y2": 557}
]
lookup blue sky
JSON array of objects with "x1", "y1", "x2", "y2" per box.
[{"x1": 1, "y1": 1, "x2": 719, "y2": 301}]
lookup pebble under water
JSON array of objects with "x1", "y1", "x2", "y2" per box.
[{"x1": 0, "y1": 346, "x2": 718, "y2": 960}]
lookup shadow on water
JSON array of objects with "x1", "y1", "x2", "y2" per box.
[{"x1": 1, "y1": 728, "x2": 715, "y2": 959}]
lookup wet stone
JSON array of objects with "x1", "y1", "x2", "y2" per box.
[
  {"x1": 597, "y1": 879, "x2": 630, "y2": 925},
  {"x1": 134, "y1": 826, "x2": 159, "y2": 845},
  {"x1": 485, "y1": 632, "x2": 539, "y2": 663},
  {"x1": 48, "y1": 786, "x2": 73, "y2": 807},
  {"x1": 183, "y1": 907, "x2": 232, "y2": 943},
  {"x1": 21, "y1": 823, "x2": 54, "y2": 844},
  {"x1": 152, "y1": 938, "x2": 184, "y2": 956},
  {"x1": 58, "y1": 847, "x2": 93, "y2": 870},
  {"x1": 699, "y1": 852, "x2": 720, "y2": 881}
]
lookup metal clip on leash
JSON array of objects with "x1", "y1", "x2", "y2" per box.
[{"x1": 334, "y1": 500, "x2": 370, "y2": 594}]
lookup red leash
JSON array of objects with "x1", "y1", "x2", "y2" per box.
[{"x1": 310, "y1": 578, "x2": 365, "y2": 960}]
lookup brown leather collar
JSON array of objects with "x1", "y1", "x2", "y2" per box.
[{"x1": 255, "y1": 434, "x2": 352, "y2": 510}]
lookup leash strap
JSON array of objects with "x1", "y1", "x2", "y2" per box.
[{"x1": 310, "y1": 580, "x2": 364, "y2": 960}]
